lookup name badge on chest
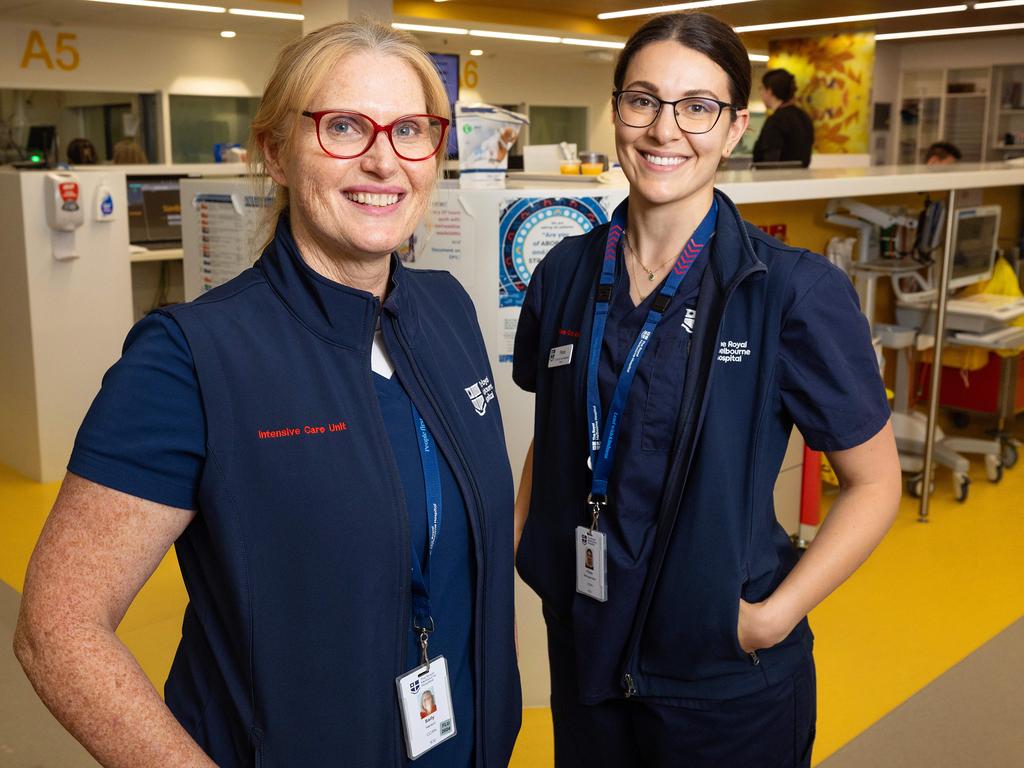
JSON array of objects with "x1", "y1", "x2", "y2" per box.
[
  {"x1": 396, "y1": 656, "x2": 457, "y2": 760},
  {"x1": 548, "y1": 344, "x2": 574, "y2": 368},
  {"x1": 575, "y1": 526, "x2": 607, "y2": 602}
]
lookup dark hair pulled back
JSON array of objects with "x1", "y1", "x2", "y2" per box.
[
  {"x1": 762, "y1": 69, "x2": 798, "y2": 102},
  {"x1": 613, "y1": 12, "x2": 751, "y2": 109}
]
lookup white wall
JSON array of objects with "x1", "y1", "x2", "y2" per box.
[
  {"x1": 1, "y1": 21, "x2": 291, "y2": 96},
  {"x1": 0, "y1": 169, "x2": 135, "y2": 482},
  {"x1": 0, "y1": 172, "x2": 42, "y2": 480}
]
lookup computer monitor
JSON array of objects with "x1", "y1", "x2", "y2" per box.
[
  {"x1": 948, "y1": 205, "x2": 1001, "y2": 291},
  {"x1": 428, "y1": 52, "x2": 459, "y2": 158},
  {"x1": 26, "y1": 125, "x2": 56, "y2": 160},
  {"x1": 126, "y1": 176, "x2": 183, "y2": 247}
]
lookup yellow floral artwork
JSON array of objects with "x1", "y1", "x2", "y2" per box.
[{"x1": 768, "y1": 32, "x2": 876, "y2": 154}]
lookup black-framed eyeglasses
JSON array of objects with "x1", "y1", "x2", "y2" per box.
[
  {"x1": 302, "y1": 109, "x2": 449, "y2": 161},
  {"x1": 613, "y1": 90, "x2": 739, "y2": 135}
]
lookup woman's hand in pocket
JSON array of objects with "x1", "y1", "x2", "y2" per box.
[{"x1": 737, "y1": 598, "x2": 794, "y2": 653}]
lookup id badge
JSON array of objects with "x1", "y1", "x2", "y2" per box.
[
  {"x1": 548, "y1": 343, "x2": 574, "y2": 368},
  {"x1": 575, "y1": 526, "x2": 607, "y2": 602},
  {"x1": 395, "y1": 656, "x2": 457, "y2": 760}
]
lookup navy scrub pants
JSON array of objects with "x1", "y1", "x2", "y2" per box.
[{"x1": 544, "y1": 607, "x2": 816, "y2": 768}]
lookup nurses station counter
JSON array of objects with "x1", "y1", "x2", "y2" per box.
[{"x1": 180, "y1": 161, "x2": 1024, "y2": 529}]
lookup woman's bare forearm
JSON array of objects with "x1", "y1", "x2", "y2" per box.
[{"x1": 14, "y1": 616, "x2": 216, "y2": 767}]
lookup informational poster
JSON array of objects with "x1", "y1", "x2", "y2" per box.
[
  {"x1": 406, "y1": 191, "x2": 474, "y2": 287},
  {"x1": 496, "y1": 196, "x2": 609, "y2": 362},
  {"x1": 193, "y1": 193, "x2": 270, "y2": 293}
]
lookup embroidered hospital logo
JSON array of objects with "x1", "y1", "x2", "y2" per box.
[
  {"x1": 465, "y1": 377, "x2": 496, "y2": 416},
  {"x1": 718, "y1": 339, "x2": 752, "y2": 364},
  {"x1": 681, "y1": 308, "x2": 697, "y2": 334}
]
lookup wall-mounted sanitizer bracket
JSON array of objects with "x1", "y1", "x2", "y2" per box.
[{"x1": 44, "y1": 172, "x2": 84, "y2": 260}]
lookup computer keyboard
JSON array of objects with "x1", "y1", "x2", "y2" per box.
[{"x1": 946, "y1": 293, "x2": 1024, "y2": 319}]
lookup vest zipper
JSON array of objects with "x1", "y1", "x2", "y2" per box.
[
  {"x1": 365, "y1": 300, "x2": 411, "y2": 768},
  {"x1": 391, "y1": 317, "x2": 490, "y2": 764},
  {"x1": 622, "y1": 673, "x2": 637, "y2": 698},
  {"x1": 619, "y1": 262, "x2": 767, "y2": 689}
]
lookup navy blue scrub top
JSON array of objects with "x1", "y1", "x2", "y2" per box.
[
  {"x1": 577, "y1": 234, "x2": 710, "y2": 694},
  {"x1": 69, "y1": 314, "x2": 474, "y2": 768}
]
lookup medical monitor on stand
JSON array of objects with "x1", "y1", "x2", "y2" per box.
[{"x1": 947, "y1": 205, "x2": 1000, "y2": 291}]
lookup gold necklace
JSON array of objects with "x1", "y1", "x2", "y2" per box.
[{"x1": 624, "y1": 230, "x2": 676, "y2": 282}]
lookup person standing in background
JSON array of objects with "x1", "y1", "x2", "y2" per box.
[
  {"x1": 66, "y1": 138, "x2": 98, "y2": 165},
  {"x1": 753, "y1": 68, "x2": 814, "y2": 167},
  {"x1": 925, "y1": 141, "x2": 961, "y2": 165}
]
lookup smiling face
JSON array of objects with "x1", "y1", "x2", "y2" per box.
[
  {"x1": 615, "y1": 41, "x2": 748, "y2": 215},
  {"x1": 263, "y1": 50, "x2": 438, "y2": 270}
]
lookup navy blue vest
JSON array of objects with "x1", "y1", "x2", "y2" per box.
[{"x1": 161, "y1": 219, "x2": 521, "y2": 766}]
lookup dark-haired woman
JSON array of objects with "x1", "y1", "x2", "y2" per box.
[
  {"x1": 513, "y1": 12, "x2": 899, "y2": 768},
  {"x1": 753, "y1": 68, "x2": 814, "y2": 167}
]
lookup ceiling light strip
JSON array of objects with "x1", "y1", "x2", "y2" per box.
[
  {"x1": 393, "y1": 22, "x2": 469, "y2": 34},
  {"x1": 468, "y1": 30, "x2": 562, "y2": 43},
  {"x1": 877, "y1": 21, "x2": 1024, "y2": 39},
  {"x1": 560, "y1": 37, "x2": 626, "y2": 48},
  {"x1": 82, "y1": 0, "x2": 226, "y2": 12},
  {"x1": 228, "y1": 7, "x2": 303, "y2": 19},
  {"x1": 599, "y1": 0, "x2": 762, "y2": 21},
  {"x1": 973, "y1": 1, "x2": 1024, "y2": 8},
  {"x1": 734, "y1": 4, "x2": 968, "y2": 34}
]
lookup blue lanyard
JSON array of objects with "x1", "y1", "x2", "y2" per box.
[
  {"x1": 410, "y1": 403, "x2": 442, "y2": 635},
  {"x1": 585, "y1": 199, "x2": 717, "y2": 523}
]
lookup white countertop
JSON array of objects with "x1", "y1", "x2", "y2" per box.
[{"x1": 502, "y1": 162, "x2": 1024, "y2": 203}]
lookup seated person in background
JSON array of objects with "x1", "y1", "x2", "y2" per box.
[
  {"x1": 925, "y1": 141, "x2": 961, "y2": 165},
  {"x1": 112, "y1": 138, "x2": 148, "y2": 164},
  {"x1": 66, "y1": 138, "x2": 97, "y2": 165},
  {"x1": 753, "y1": 68, "x2": 814, "y2": 167}
]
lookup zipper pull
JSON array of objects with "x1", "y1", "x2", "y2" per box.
[
  {"x1": 748, "y1": 650, "x2": 760, "y2": 666},
  {"x1": 622, "y1": 673, "x2": 637, "y2": 698}
]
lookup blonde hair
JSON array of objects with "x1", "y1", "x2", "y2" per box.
[{"x1": 248, "y1": 19, "x2": 450, "y2": 235}]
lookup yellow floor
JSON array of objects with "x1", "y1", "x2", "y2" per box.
[{"x1": 2, "y1": 457, "x2": 1022, "y2": 766}]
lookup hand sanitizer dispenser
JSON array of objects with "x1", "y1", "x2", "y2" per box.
[
  {"x1": 94, "y1": 179, "x2": 116, "y2": 222},
  {"x1": 45, "y1": 172, "x2": 84, "y2": 260}
]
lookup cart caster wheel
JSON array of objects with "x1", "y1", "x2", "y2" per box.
[
  {"x1": 1001, "y1": 441, "x2": 1018, "y2": 469},
  {"x1": 907, "y1": 475, "x2": 933, "y2": 498},
  {"x1": 953, "y1": 474, "x2": 971, "y2": 503},
  {"x1": 985, "y1": 454, "x2": 1004, "y2": 484},
  {"x1": 951, "y1": 411, "x2": 970, "y2": 429}
]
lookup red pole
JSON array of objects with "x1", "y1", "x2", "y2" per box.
[{"x1": 800, "y1": 445, "x2": 821, "y2": 527}]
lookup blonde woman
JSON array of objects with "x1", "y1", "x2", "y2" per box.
[{"x1": 15, "y1": 21, "x2": 520, "y2": 767}]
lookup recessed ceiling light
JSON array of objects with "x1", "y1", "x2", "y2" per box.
[
  {"x1": 560, "y1": 37, "x2": 626, "y2": 49},
  {"x1": 470, "y1": 49, "x2": 484, "y2": 56},
  {"x1": 877, "y1": 21, "x2": 1024, "y2": 39},
  {"x1": 733, "y1": 4, "x2": 968, "y2": 33},
  {"x1": 220, "y1": 30, "x2": 236, "y2": 38},
  {"x1": 469, "y1": 30, "x2": 562, "y2": 43},
  {"x1": 392, "y1": 22, "x2": 469, "y2": 35},
  {"x1": 748, "y1": 53, "x2": 769, "y2": 62},
  {"x1": 82, "y1": 0, "x2": 225, "y2": 12},
  {"x1": 599, "y1": 0, "x2": 762, "y2": 21},
  {"x1": 228, "y1": 7, "x2": 303, "y2": 19}
]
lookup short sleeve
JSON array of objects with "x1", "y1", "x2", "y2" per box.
[
  {"x1": 512, "y1": 259, "x2": 545, "y2": 393},
  {"x1": 777, "y1": 266, "x2": 890, "y2": 452},
  {"x1": 68, "y1": 312, "x2": 206, "y2": 509}
]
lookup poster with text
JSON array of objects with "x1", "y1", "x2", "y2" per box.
[{"x1": 496, "y1": 196, "x2": 609, "y2": 362}]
